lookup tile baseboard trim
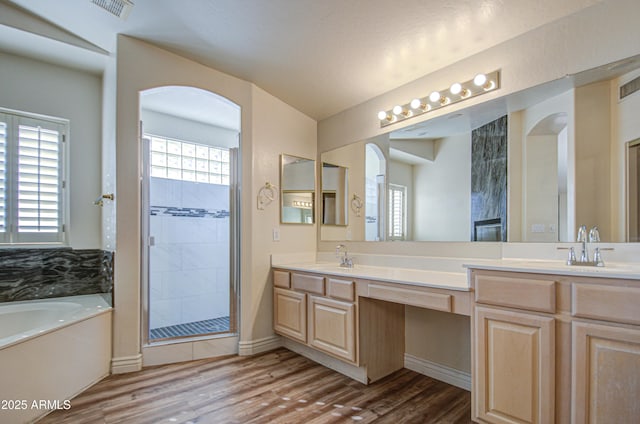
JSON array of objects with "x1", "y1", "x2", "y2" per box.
[
  {"x1": 238, "y1": 335, "x2": 282, "y2": 356},
  {"x1": 111, "y1": 353, "x2": 143, "y2": 374},
  {"x1": 404, "y1": 353, "x2": 471, "y2": 391}
]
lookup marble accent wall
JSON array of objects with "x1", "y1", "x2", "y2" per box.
[
  {"x1": 0, "y1": 249, "x2": 114, "y2": 302},
  {"x1": 471, "y1": 116, "x2": 508, "y2": 241}
]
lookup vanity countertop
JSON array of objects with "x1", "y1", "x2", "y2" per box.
[
  {"x1": 273, "y1": 262, "x2": 470, "y2": 291},
  {"x1": 464, "y1": 259, "x2": 640, "y2": 280}
]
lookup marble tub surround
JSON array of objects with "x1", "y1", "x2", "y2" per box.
[{"x1": 0, "y1": 248, "x2": 114, "y2": 302}]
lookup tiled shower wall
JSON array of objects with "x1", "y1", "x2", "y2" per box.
[
  {"x1": 149, "y1": 177, "x2": 230, "y2": 330},
  {"x1": 0, "y1": 248, "x2": 113, "y2": 302}
]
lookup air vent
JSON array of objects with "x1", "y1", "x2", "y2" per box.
[
  {"x1": 91, "y1": 0, "x2": 134, "y2": 20},
  {"x1": 620, "y1": 75, "x2": 640, "y2": 100}
]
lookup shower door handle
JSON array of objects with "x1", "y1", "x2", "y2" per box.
[{"x1": 148, "y1": 236, "x2": 155, "y2": 246}]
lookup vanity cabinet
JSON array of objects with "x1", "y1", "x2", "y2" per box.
[
  {"x1": 273, "y1": 270, "x2": 359, "y2": 365},
  {"x1": 473, "y1": 274, "x2": 556, "y2": 424},
  {"x1": 570, "y1": 281, "x2": 640, "y2": 423},
  {"x1": 273, "y1": 287, "x2": 307, "y2": 343},
  {"x1": 308, "y1": 295, "x2": 356, "y2": 362},
  {"x1": 471, "y1": 269, "x2": 640, "y2": 424}
]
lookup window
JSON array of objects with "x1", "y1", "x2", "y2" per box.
[
  {"x1": 148, "y1": 135, "x2": 230, "y2": 185},
  {"x1": 0, "y1": 110, "x2": 67, "y2": 245},
  {"x1": 388, "y1": 184, "x2": 406, "y2": 240}
]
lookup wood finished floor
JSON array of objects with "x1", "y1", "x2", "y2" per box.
[{"x1": 39, "y1": 348, "x2": 472, "y2": 424}]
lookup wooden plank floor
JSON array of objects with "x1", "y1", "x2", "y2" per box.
[{"x1": 39, "y1": 348, "x2": 472, "y2": 424}]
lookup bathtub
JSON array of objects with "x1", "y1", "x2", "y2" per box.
[{"x1": 0, "y1": 294, "x2": 112, "y2": 423}]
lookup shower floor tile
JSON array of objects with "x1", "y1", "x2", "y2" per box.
[{"x1": 150, "y1": 315, "x2": 230, "y2": 340}]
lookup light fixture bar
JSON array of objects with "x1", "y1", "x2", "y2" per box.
[{"x1": 378, "y1": 70, "x2": 501, "y2": 127}]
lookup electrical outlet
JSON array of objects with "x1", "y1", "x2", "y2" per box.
[{"x1": 272, "y1": 227, "x2": 280, "y2": 241}]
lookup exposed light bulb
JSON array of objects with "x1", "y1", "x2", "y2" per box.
[
  {"x1": 377, "y1": 110, "x2": 389, "y2": 121},
  {"x1": 410, "y1": 98, "x2": 422, "y2": 109},
  {"x1": 473, "y1": 73, "x2": 487, "y2": 87},
  {"x1": 450, "y1": 83, "x2": 462, "y2": 95},
  {"x1": 392, "y1": 105, "x2": 403, "y2": 115},
  {"x1": 429, "y1": 91, "x2": 441, "y2": 103}
]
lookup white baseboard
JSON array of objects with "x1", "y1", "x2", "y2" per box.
[
  {"x1": 111, "y1": 353, "x2": 142, "y2": 374},
  {"x1": 404, "y1": 353, "x2": 471, "y2": 391},
  {"x1": 238, "y1": 335, "x2": 282, "y2": 356}
]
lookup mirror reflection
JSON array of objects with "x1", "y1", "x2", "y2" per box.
[
  {"x1": 280, "y1": 154, "x2": 315, "y2": 224},
  {"x1": 321, "y1": 162, "x2": 348, "y2": 226},
  {"x1": 320, "y1": 54, "x2": 640, "y2": 243}
]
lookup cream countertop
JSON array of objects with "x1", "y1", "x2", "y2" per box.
[
  {"x1": 463, "y1": 259, "x2": 640, "y2": 280},
  {"x1": 272, "y1": 262, "x2": 471, "y2": 291}
]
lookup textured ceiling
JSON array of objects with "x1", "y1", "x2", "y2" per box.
[{"x1": 4, "y1": 0, "x2": 601, "y2": 120}]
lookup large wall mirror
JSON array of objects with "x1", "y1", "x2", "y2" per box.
[
  {"x1": 320, "y1": 54, "x2": 640, "y2": 243},
  {"x1": 280, "y1": 154, "x2": 315, "y2": 224}
]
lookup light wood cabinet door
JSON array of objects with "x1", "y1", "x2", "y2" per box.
[
  {"x1": 308, "y1": 295, "x2": 357, "y2": 363},
  {"x1": 572, "y1": 321, "x2": 640, "y2": 423},
  {"x1": 274, "y1": 288, "x2": 307, "y2": 343},
  {"x1": 474, "y1": 306, "x2": 555, "y2": 424}
]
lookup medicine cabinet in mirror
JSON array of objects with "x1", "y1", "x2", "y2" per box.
[
  {"x1": 319, "y1": 54, "x2": 640, "y2": 243},
  {"x1": 280, "y1": 154, "x2": 315, "y2": 224},
  {"x1": 321, "y1": 162, "x2": 348, "y2": 226}
]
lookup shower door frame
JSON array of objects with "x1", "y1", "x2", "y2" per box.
[{"x1": 140, "y1": 136, "x2": 240, "y2": 347}]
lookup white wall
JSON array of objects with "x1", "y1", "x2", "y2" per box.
[
  {"x1": 140, "y1": 109, "x2": 238, "y2": 149},
  {"x1": 413, "y1": 134, "x2": 471, "y2": 241},
  {"x1": 114, "y1": 36, "x2": 316, "y2": 370},
  {"x1": 0, "y1": 51, "x2": 102, "y2": 248}
]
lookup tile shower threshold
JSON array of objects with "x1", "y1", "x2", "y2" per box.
[{"x1": 150, "y1": 316, "x2": 230, "y2": 341}]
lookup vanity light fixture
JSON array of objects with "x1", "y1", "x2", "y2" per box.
[{"x1": 378, "y1": 70, "x2": 500, "y2": 127}]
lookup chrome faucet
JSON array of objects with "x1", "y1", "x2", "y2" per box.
[
  {"x1": 567, "y1": 225, "x2": 605, "y2": 267},
  {"x1": 335, "y1": 244, "x2": 354, "y2": 268}
]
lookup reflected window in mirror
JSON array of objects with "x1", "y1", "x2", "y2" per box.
[
  {"x1": 321, "y1": 162, "x2": 348, "y2": 226},
  {"x1": 388, "y1": 184, "x2": 407, "y2": 240},
  {"x1": 280, "y1": 154, "x2": 315, "y2": 224},
  {"x1": 365, "y1": 143, "x2": 386, "y2": 241}
]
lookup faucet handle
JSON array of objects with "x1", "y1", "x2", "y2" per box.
[
  {"x1": 588, "y1": 226, "x2": 600, "y2": 243},
  {"x1": 593, "y1": 247, "x2": 604, "y2": 267}
]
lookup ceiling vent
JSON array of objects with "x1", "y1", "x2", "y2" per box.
[
  {"x1": 91, "y1": 0, "x2": 134, "y2": 20},
  {"x1": 620, "y1": 75, "x2": 640, "y2": 101}
]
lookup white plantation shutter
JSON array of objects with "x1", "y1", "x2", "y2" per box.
[
  {"x1": 0, "y1": 120, "x2": 6, "y2": 241},
  {"x1": 0, "y1": 111, "x2": 67, "y2": 245},
  {"x1": 388, "y1": 184, "x2": 406, "y2": 240}
]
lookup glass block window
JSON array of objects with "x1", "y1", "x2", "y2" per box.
[{"x1": 148, "y1": 135, "x2": 230, "y2": 185}]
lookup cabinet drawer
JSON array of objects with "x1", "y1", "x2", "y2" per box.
[
  {"x1": 475, "y1": 274, "x2": 556, "y2": 313},
  {"x1": 572, "y1": 283, "x2": 640, "y2": 325},
  {"x1": 368, "y1": 284, "x2": 451, "y2": 312},
  {"x1": 327, "y1": 278, "x2": 355, "y2": 302},
  {"x1": 273, "y1": 270, "x2": 291, "y2": 288},
  {"x1": 292, "y1": 273, "x2": 325, "y2": 295}
]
